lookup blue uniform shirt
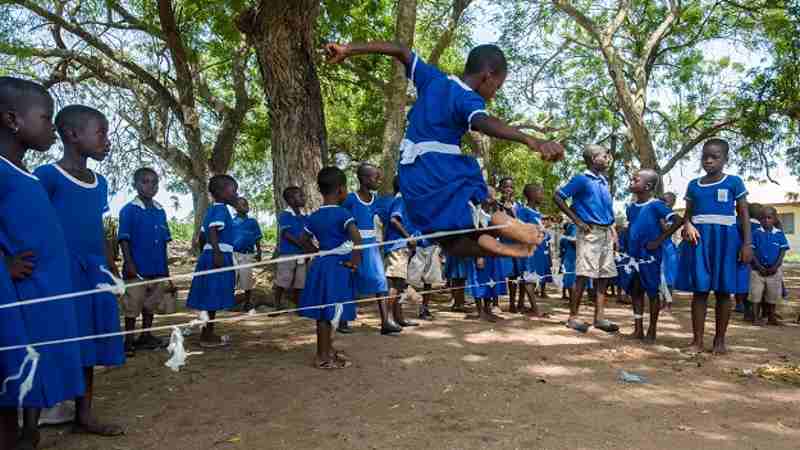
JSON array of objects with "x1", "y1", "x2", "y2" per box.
[
  {"x1": 626, "y1": 199, "x2": 675, "y2": 257},
  {"x1": 752, "y1": 227, "x2": 789, "y2": 267},
  {"x1": 118, "y1": 198, "x2": 171, "y2": 277},
  {"x1": 233, "y1": 216, "x2": 262, "y2": 254},
  {"x1": 384, "y1": 194, "x2": 410, "y2": 252},
  {"x1": 515, "y1": 205, "x2": 542, "y2": 226},
  {"x1": 277, "y1": 209, "x2": 307, "y2": 255},
  {"x1": 202, "y1": 203, "x2": 236, "y2": 252},
  {"x1": 557, "y1": 170, "x2": 614, "y2": 225}
]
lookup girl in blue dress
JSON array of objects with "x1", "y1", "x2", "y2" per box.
[
  {"x1": 0, "y1": 78, "x2": 85, "y2": 449},
  {"x1": 35, "y1": 104, "x2": 125, "y2": 437},
  {"x1": 299, "y1": 167, "x2": 362, "y2": 369},
  {"x1": 187, "y1": 175, "x2": 239, "y2": 347},
  {"x1": 325, "y1": 41, "x2": 563, "y2": 259},
  {"x1": 659, "y1": 193, "x2": 679, "y2": 311},
  {"x1": 559, "y1": 222, "x2": 577, "y2": 299},
  {"x1": 533, "y1": 220, "x2": 553, "y2": 296},
  {"x1": 444, "y1": 255, "x2": 473, "y2": 313},
  {"x1": 514, "y1": 184, "x2": 549, "y2": 316},
  {"x1": 676, "y1": 139, "x2": 752, "y2": 354},
  {"x1": 469, "y1": 254, "x2": 507, "y2": 322},
  {"x1": 497, "y1": 177, "x2": 521, "y2": 310}
]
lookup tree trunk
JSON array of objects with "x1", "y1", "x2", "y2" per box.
[
  {"x1": 379, "y1": 0, "x2": 418, "y2": 193},
  {"x1": 607, "y1": 130, "x2": 618, "y2": 197},
  {"x1": 237, "y1": 1, "x2": 326, "y2": 211},
  {"x1": 190, "y1": 177, "x2": 209, "y2": 254}
]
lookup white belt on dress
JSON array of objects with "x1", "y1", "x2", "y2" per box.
[
  {"x1": 326, "y1": 241, "x2": 353, "y2": 255},
  {"x1": 692, "y1": 214, "x2": 736, "y2": 226},
  {"x1": 359, "y1": 229, "x2": 376, "y2": 239},
  {"x1": 203, "y1": 243, "x2": 234, "y2": 253},
  {"x1": 399, "y1": 139, "x2": 461, "y2": 165}
]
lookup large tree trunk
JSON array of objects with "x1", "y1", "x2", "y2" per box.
[
  {"x1": 189, "y1": 177, "x2": 209, "y2": 254},
  {"x1": 379, "y1": 0, "x2": 418, "y2": 193},
  {"x1": 237, "y1": 1, "x2": 326, "y2": 211}
]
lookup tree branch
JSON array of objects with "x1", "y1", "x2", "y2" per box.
[
  {"x1": 659, "y1": 118, "x2": 737, "y2": 174},
  {"x1": 428, "y1": 0, "x2": 473, "y2": 66},
  {"x1": 157, "y1": 0, "x2": 198, "y2": 131},
  {"x1": 639, "y1": 0, "x2": 680, "y2": 85}
]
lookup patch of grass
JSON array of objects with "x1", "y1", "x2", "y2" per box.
[{"x1": 785, "y1": 252, "x2": 800, "y2": 263}]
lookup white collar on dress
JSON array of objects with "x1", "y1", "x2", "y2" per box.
[
  {"x1": 583, "y1": 170, "x2": 608, "y2": 183},
  {"x1": 0, "y1": 155, "x2": 38, "y2": 180},
  {"x1": 448, "y1": 75, "x2": 474, "y2": 92},
  {"x1": 697, "y1": 174, "x2": 728, "y2": 187},
  {"x1": 354, "y1": 192, "x2": 375, "y2": 206},
  {"x1": 633, "y1": 198, "x2": 657, "y2": 207},
  {"x1": 51, "y1": 163, "x2": 98, "y2": 189}
]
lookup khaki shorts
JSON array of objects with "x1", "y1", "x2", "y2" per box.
[
  {"x1": 384, "y1": 248, "x2": 410, "y2": 280},
  {"x1": 275, "y1": 258, "x2": 307, "y2": 290},
  {"x1": 235, "y1": 253, "x2": 256, "y2": 291},
  {"x1": 408, "y1": 246, "x2": 444, "y2": 288},
  {"x1": 121, "y1": 281, "x2": 175, "y2": 318},
  {"x1": 749, "y1": 269, "x2": 782, "y2": 304},
  {"x1": 575, "y1": 225, "x2": 618, "y2": 279}
]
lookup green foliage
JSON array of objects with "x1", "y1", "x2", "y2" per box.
[{"x1": 168, "y1": 219, "x2": 195, "y2": 242}]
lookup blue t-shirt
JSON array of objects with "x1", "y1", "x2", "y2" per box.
[
  {"x1": 233, "y1": 216, "x2": 262, "y2": 254},
  {"x1": 202, "y1": 203, "x2": 235, "y2": 252},
  {"x1": 118, "y1": 198, "x2": 171, "y2": 277},
  {"x1": 684, "y1": 174, "x2": 747, "y2": 220},
  {"x1": 342, "y1": 192, "x2": 378, "y2": 240},
  {"x1": 557, "y1": 170, "x2": 614, "y2": 225},
  {"x1": 304, "y1": 205, "x2": 354, "y2": 251},
  {"x1": 626, "y1": 199, "x2": 675, "y2": 256},
  {"x1": 752, "y1": 227, "x2": 789, "y2": 267},
  {"x1": 384, "y1": 194, "x2": 410, "y2": 252},
  {"x1": 34, "y1": 164, "x2": 109, "y2": 258},
  {"x1": 516, "y1": 205, "x2": 542, "y2": 226},
  {"x1": 277, "y1": 209, "x2": 307, "y2": 255}
]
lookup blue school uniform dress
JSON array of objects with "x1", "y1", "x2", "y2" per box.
[
  {"x1": 118, "y1": 198, "x2": 171, "y2": 278},
  {"x1": 187, "y1": 203, "x2": 236, "y2": 311},
  {"x1": 0, "y1": 157, "x2": 84, "y2": 407},
  {"x1": 661, "y1": 218, "x2": 678, "y2": 289},
  {"x1": 233, "y1": 216, "x2": 262, "y2": 255},
  {"x1": 515, "y1": 205, "x2": 542, "y2": 280},
  {"x1": 468, "y1": 255, "x2": 508, "y2": 299},
  {"x1": 559, "y1": 224, "x2": 577, "y2": 288},
  {"x1": 35, "y1": 164, "x2": 124, "y2": 368},
  {"x1": 534, "y1": 231, "x2": 553, "y2": 283},
  {"x1": 397, "y1": 52, "x2": 490, "y2": 234},
  {"x1": 0, "y1": 245, "x2": 34, "y2": 407},
  {"x1": 734, "y1": 219, "x2": 761, "y2": 295},
  {"x1": 299, "y1": 206, "x2": 357, "y2": 321},
  {"x1": 343, "y1": 192, "x2": 388, "y2": 296},
  {"x1": 444, "y1": 255, "x2": 474, "y2": 280},
  {"x1": 620, "y1": 199, "x2": 676, "y2": 298},
  {"x1": 676, "y1": 175, "x2": 747, "y2": 294}
]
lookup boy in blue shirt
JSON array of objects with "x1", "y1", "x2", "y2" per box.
[
  {"x1": 554, "y1": 144, "x2": 619, "y2": 333},
  {"x1": 750, "y1": 206, "x2": 790, "y2": 326},
  {"x1": 275, "y1": 186, "x2": 312, "y2": 309},
  {"x1": 233, "y1": 197, "x2": 263, "y2": 311},
  {"x1": 324, "y1": 41, "x2": 563, "y2": 259},
  {"x1": 119, "y1": 167, "x2": 174, "y2": 356}
]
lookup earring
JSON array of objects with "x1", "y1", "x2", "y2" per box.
[{"x1": 11, "y1": 126, "x2": 19, "y2": 134}]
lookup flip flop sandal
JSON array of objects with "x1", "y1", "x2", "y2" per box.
[
  {"x1": 594, "y1": 320, "x2": 619, "y2": 333},
  {"x1": 333, "y1": 350, "x2": 351, "y2": 361},
  {"x1": 316, "y1": 359, "x2": 351, "y2": 370},
  {"x1": 566, "y1": 319, "x2": 590, "y2": 333}
]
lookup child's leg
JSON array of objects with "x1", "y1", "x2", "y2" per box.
[
  {"x1": 74, "y1": 367, "x2": 123, "y2": 435},
  {"x1": 291, "y1": 289, "x2": 302, "y2": 308},
  {"x1": 712, "y1": 292, "x2": 731, "y2": 355},
  {"x1": 420, "y1": 283, "x2": 434, "y2": 320},
  {"x1": 628, "y1": 278, "x2": 645, "y2": 340},
  {"x1": 317, "y1": 320, "x2": 331, "y2": 361},
  {"x1": 539, "y1": 281, "x2": 548, "y2": 297},
  {"x1": 273, "y1": 285, "x2": 285, "y2": 309},
  {"x1": 523, "y1": 282, "x2": 547, "y2": 317},
  {"x1": 451, "y1": 278, "x2": 467, "y2": 312},
  {"x1": 378, "y1": 298, "x2": 402, "y2": 334},
  {"x1": 20, "y1": 408, "x2": 40, "y2": 448},
  {"x1": 0, "y1": 408, "x2": 18, "y2": 449},
  {"x1": 568, "y1": 276, "x2": 588, "y2": 321},
  {"x1": 124, "y1": 317, "x2": 137, "y2": 355},
  {"x1": 689, "y1": 292, "x2": 709, "y2": 351},
  {"x1": 645, "y1": 292, "x2": 661, "y2": 343},
  {"x1": 201, "y1": 311, "x2": 221, "y2": 343},
  {"x1": 492, "y1": 211, "x2": 542, "y2": 247},
  {"x1": 509, "y1": 278, "x2": 519, "y2": 313}
]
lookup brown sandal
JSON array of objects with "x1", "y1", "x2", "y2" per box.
[{"x1": 316, "y1": 358, "x2": 351, "y2": 369}]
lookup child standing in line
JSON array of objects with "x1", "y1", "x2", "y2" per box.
[
  {"x1": 325, "y1": 41, "x2": 561, "y2": 258},
  {"x1": 341, "y1": 163, "x2": 400, "y2": 335},
  {"x1": 444, "y1": 255, "x2": 473, "y2": 313},
  {"x1": 739, "y1": 203, "x2": 764, "y2": 320},
  {"x1": 534, "y1": 216, "x2": 553, "y2": 298},
  {"x1": 383, "y1": 176, "x2": 419, "y2": 327},
  {"x1": 118, "y1": 167, "x2": 174, "y2": 357},
  {"x1": 497, "y1": 177, "x2": 521, "y2": 310},
  {"x1": 232, "y1": 197, "x2": 263, "y2": 311},
  {"x1": 621, "y1": 170, "x2": 683, "y2": 342},
  {"x1": 469, "y1": 255, "x2": 508, "y2": 322},
  {"x1": 35, "y1": 105, "x2": 126, "y2": 437},
  {"x1": 186, "y1": 175, "x2": 239, "y2": 347},
  {"x1": 274, "y1": 187, "x2": 312, "y2": 310},
  {"x1": 676, "y1": 139, "x2": 752, "y2": 354},
  {"x1": 559, "y1": 221, "x2": 577, "y2": 301},
  {"x1": 514, "y1": 183, "x2": 548, "y2": 316},
  {"x1": 299, "y1": 167, "x2": 362, "y2": 369},
  {"x1": 659, "y1": 192, "x2": 679, "y2": 311},
  {"x1": 554, "y1": 145, "x2": 619, "y2": 333},
  {"x1": 0, "y1": 77, "x2": 85, "y2": 449},
  {"x1": 750, "y1": 206, "x2": 789, "y2": 325}
]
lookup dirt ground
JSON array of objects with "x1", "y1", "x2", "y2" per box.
[{"x1": 42, "y1": 262, "x2": 800, "y2": 450}]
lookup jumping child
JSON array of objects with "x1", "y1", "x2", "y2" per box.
[
  {"x1": 299, "y1": 167, "x2": 362, "y2": 369},
  {"x1": 0, "y1": 77, "x2": 85, "y2": 449},
  {"x1": 34, "y1": 105, "x2": 126, "y2": 437},
  {"x1": 324, "y1": 41, "x2": 562, "y2": 258},
  {"x1": 118, "y1": 167, "x2": 174, "y2": 356},
  {"x1": 186, "y1": 175, "x2": 239, "y2": 347},
  {"x1": 676, "y1": 138, "x2": 752, "y2": 354},
  {"x1": 621, "y1": 170, "x2": 683, "y2": 342},
  {"x1": 750, "y1": 206, "x2": 789, "y2": 326},
  {"x1": 274, "y1": 187, "x2": 312, "y2": 310},
  {"x1": 554, "y1": 144, "x2": 619, "y2": 333},
  {"x1": 232, "y1": 197, "x2": 263, "y2": 311}
]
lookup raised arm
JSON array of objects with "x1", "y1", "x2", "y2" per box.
[
  {"x1": 472, "y1": 116, "x2": 564, "y2": 162},
  {"x1": 324, "y1": 41, "x2": 413, "y2": 67}
]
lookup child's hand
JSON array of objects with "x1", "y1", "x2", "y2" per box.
[
  {"x1": 5, "y1": 251, "x2": 35, "y2": 280},
  {"x1": 124, "y1": 263, "x2": 139, "y2": 280},
  {"x1": 213, "y1": 250, "x2": 225, "y2": 269},
  {"x1": 683, "y1": 223, "x2": 700, "y2": 245},
  {"x1": 527, "y1": 138, "x2": 565, "y2": 162},
  {"x1": 324, "y1": 43, "x2": 350, "y2": 64},
  {"x1": 739, "y1": 244, "x2": 753, "y2": 264},
  {"x1": 407, "y1": 238, "x2": 417, "y2": 252},
  {"x1": 476, "y1": 257, "x2": 486, "y2": 269},
  {"x1": 342, "y1": 259, "x2": 359, "y2": 271},
  {"x1": 575, "y1": 220, "x2": 592, "y2": 235}
]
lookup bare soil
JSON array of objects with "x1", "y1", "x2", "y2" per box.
[{"x1": 44, "y1": 262, "x2": 800, "y2": 450}]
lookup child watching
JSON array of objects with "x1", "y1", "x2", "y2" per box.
[
  {"x1": 0, "y1": 77, "x2": 85, "y2": 449},
  {"x1": 325, "y1": 41, "x2": 562, "y2": 258},
  {"x1": 35, "y1": 104, "x2": 125, "y2": 436},
  {"x1": 554, "y1": 144, "x2": 619, "y2": 333},
  {"x1": 383, "y1": 176, "x2": 419, "y2": 327},
  {"x1": 559, "y1": 221, "x2": 577, "y2": 300},
  {"x1": 621, "y1": 170, "x2": 683, "y2": 342},
  {"x1": 232, "y1": 197, "x2": 263, "y2": 311},
  {"x1": 118, "y1": 167, "x2": 174, "y2": 356},
  {"x1": 659, "y1": 192, "x2": 679, "y2": 311},
  {"x1": 514, "y1": 183, "x2": 548, "y2": 316},
  {"x1": 187, "y1": 175, "x2": 239, "y2": 347},
  {"x1": 275, "y1": 187, "x2": 312, "y2": 310},
  {"x1": 750, "y1": 206, "x2": 789, "y2": 325},
  {"x1": 676, "y1": 139, "x2": 752, "y2": 354},
  {"x1": 299, "y1": 167, "x2": 362, "y2": 369}
]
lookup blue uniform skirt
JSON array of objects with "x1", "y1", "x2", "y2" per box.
[
  {"x1": 399, "y1": 153, "x2": 489, "y2": 234},
  {"x1": 661, "y1": 241, "x2": 678, "y2": 288},
  {"x1": 187, "y1": 251, "x2": 236, "y2": 311},
  {"x1": 444, "y1": 256, "x2": 473, "y2": 280},
  {"x1": 561, "y1": 255, "x2": 576, "y2": 289},
  {"x1": 533, "y1": 245, "x2": 553, "y2": 283},
  {"x1": 0, "y1": 263, "x2": 34, "y2": 407},
  {"x1": 735, "y1": 262, "x2": 751, "y2": 294},
  {"x1": 299, "y1": 254, "x2": 357, "y2": 321},
  {"x1": 355, "y1": 238, "x2": 388, "y2": 296},
  {"x1": 676, "y1": 224, "x2": 741, "y2": 294},
  {"x1": 619, "y1": 249, "x2": 662, "y2": 299},
  {"x1": 469, "y1": 257, "x2": 508, "y2": 299},
  {"x1": 70, "y1": 253, "x2": 125, "y2": 367}
]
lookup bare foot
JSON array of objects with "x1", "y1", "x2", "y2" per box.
[
  {"x1": 625, "y1": 331, "x2": 645, "y2": 341},
  {"x1": 711, "y1": 338, "x2": 727, "y2": 355},
  {"x1": 767, "y1": 318, "x2": 783, "y2": 326},
  {"x1": 686, "y1": 341, "x2": 704, "y2": 354},
  {"x1": 643, "y1": 335, "x2": 656, "y2": 345},
  {"x1": 524, "y1": 309, "x2": 550, "y2": 318},
  {"x1": 480, "y1": 311, "x2": 501, "y2": 323}
]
